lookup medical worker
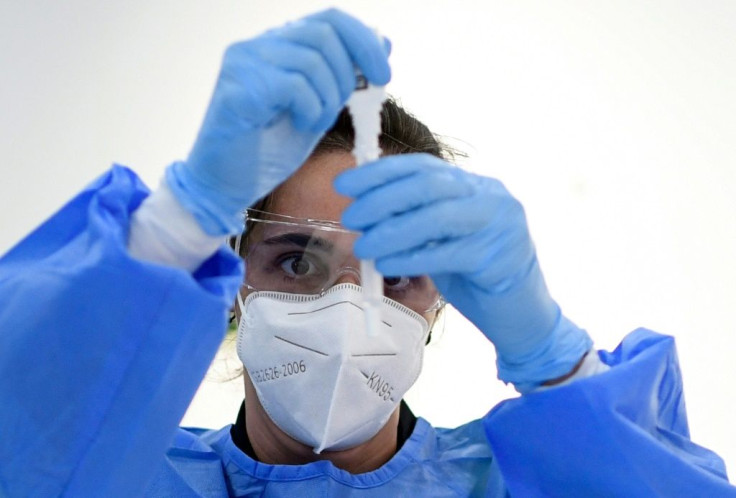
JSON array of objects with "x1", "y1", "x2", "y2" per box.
[{"x1": 0, "y1": 8, "x2": 734, "y2": 497}]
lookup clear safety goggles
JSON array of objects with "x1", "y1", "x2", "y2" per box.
[{"x1": 235, "y1": 209, "x2": 444, "y2": 315}]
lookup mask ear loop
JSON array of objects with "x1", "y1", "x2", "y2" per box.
[
  {"x1": 234, "y1": 231, "x2": 243, "y2": 257},
  {"x1": 233, "y1": 232, "x2": 247, "y2": 323},
  {"x1": 236, "y1": 290, "x2": 247, "y2": 327}
]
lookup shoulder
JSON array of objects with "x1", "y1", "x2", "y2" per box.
[
  {"x1": 427, "y1": 419, "x2": 493, "y2": 466},
  {"x1": 144, "y1": 427, "x2": 232, "y2": 497},
  {"x1": 412, "y1": 417, "x2": 500, "y2": 495},
  {"x1": 431, "y1": 417, "x2": 494, "y2": 459}
]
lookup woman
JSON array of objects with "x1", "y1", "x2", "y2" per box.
[{"x1": 0, "y1": 8, "x2": 732, "y2": 497}]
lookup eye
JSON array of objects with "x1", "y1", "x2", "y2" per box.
[
  {"x1": 280, "y1": 255, "x2": 315, "y2": 277},
  {"x1": 384, "y1": 276, "x2": 411, "y2": 291}
]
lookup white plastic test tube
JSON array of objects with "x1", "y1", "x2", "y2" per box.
[{"x1": 347, "y1": 75, "x2": 386, "y2": 337}]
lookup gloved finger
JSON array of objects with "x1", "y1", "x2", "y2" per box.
[
  {"x1": 275, "y1": 20, "x2": 356, "y2": 101},
  {"x1": 269, "y1": 69, "x2": 323, "y2": 130},
  {"x1": 341, "y1": 167, "x2": 476, "y2": 230},
  {"x1": 248, "y1": 39, "x2": 342, "y2": 131},
  {"x1": 353, "y1": 195, "x2": 497, "y2": 260},
  {"x1": 306, "y1": 8, "x2": 391, "y2": 85},
  {"x1": 382, "y1": 36, "x2": 392, "y2": 56},
  {"x1": 377, "y1": 228, "x2": 535, "y2": 291},
  {"x1": 373, "y1": 234, "x2": 495, "y2": 277},
  {"x1": 334, "y1": 153, "x2": 444, "y2": 198}
]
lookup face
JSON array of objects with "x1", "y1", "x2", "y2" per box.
[
  {"x1": 236, "y1": 151, "x2": 439, "y2": 461},
  {"x1": 270, "y1": 151, "x2": 356, "y2": 224},
  {"x1": 240, "y1": 151, "x2": 441, "y2": 321}
]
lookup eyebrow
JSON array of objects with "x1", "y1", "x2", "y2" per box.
[{"x1": 261, "y1": 232, "x2": 335, "y2": 252}]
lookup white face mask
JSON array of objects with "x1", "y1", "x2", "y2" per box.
[{"x1": 236, "y1": 283, "x2": 429, "y2": 454}]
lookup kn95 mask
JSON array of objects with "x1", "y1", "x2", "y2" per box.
[{"x1": 236, "y1": 283, "x2": 429, "y2": 454}]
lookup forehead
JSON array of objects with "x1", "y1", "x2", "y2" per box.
[{"x1": 269, "y1": 151, "x2": 356, "y2": 221}]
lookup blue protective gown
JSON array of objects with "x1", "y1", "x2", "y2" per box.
[{"x1": 0, "y1": 166, "x2": 733, "y2": 497}]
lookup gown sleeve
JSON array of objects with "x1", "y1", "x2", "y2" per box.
[
  {"x1": 0, "y1": 165, "x2": 243, "y2": 497},
  {"x1": 483, "y1": 329, "x2": 736, "y2": 497}
]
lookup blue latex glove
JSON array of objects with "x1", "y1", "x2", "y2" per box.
[
  {"x1": 335, "y1": 154, "x2": 592, "y2": 391},
  {"x1": 166, "y1": 9, "x2": 391, "y2": 235}
]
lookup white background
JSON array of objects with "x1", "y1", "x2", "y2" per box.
[{"x1": 1, "y1": 0, "x2": 734, "y2": 478}]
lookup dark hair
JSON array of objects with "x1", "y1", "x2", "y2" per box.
[{"x1": 311, "y1": 96, "x2": 450, "y2": 160}]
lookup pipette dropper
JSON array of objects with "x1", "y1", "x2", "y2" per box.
[{"x1": 347, "y1": 74, "x2": 387, "y2": 337}]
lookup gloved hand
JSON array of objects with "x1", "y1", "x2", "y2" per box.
[
  {"x1": 166, "y1": 9, "x2": 391, "y2": 235},
  {"x1": 335, "y1": 154, "x2": 592, "y2": 392}
]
